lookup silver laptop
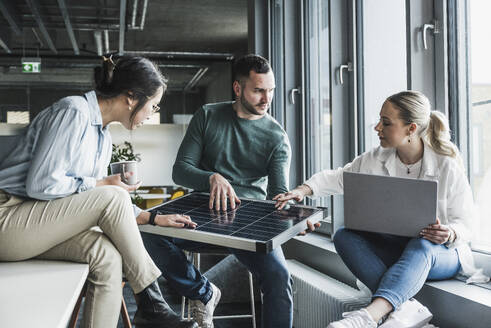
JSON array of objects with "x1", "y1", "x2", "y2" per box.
[{"x1": 343, "y1": 172, "x2": 438, "y2": 237}]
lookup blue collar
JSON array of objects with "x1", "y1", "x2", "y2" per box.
[{"x1": 84, "y1": 91, "x2": 104, "y2": 127}]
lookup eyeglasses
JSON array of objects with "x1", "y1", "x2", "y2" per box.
[{"x1": 152, "y1": 104, "x2": 160, "y2": 113}]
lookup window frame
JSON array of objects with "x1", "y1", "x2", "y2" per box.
[{"x1": 449, "y1": 0, "x2": 491, "y2": 253}]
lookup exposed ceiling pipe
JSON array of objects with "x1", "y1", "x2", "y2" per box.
[
  {"x1": 7, "y1": 22, "x2": 119, "y2": 31},
  {"x1": 124, "y1": 51, "x2": 234, "y2": 60},
  {"x1": 0, "y1": 37, "x2": 11, "y2": 54},
  {"x1": 94, "y1": 31, "x2": 102, "y2": 56},
  {"x1": 57, "y1": 0, "x2": 79, "y2": 55},
  {"x1": 119, "y1": 0, "x2": 126, "y2": 55},
  {"x1": 0, "y1": 1, "x2": 22, "y2": 35},
  {"x1": 131, "y1": 0, "x2": 138, "y2": 28},
  {"x1": 0, "y1": 56, "x2": 229, "y2": 70},
  {"x1": 11, "y1": 22, "x2": 151, "y2": 32},
  {"x1": 139, "y1": 0, "x2": 148, "y2": 29},
  {"x1": 25, "y1": 0, "x2": 58, "y2": 54},
  {"x1": 103, "y1": 30, "x2": 109, "y2": 54},
  {"x1": 17, "y1": 4, "x2": 120, "y2": 12}
]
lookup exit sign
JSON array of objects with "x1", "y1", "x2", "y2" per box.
[{"x1": 21, "y1": 57, "x2": 41, "y2": 73}]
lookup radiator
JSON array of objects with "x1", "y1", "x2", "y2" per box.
[{"x1": 287, "y1": 260, "x2": 371, "y2": 328}]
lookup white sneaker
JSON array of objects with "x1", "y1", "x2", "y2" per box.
[
  {"x1": 379, "y1": 299, "x2": 433, "y2": 328},
  {"x1": 190, "y1": 282, "x2": 221, "y2": 328},
  {"x1": 327, "y1": 308, "x2": 378, "y2": 328}
]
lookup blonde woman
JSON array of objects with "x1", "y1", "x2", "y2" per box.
[{"x1": 274, "y1": 91, "x2": 476, "y2": 328}]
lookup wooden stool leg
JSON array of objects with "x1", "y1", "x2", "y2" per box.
[
  {"x1": 120, "y1": 281, "x2": 132, "y2": 328},
  {"x1": 68, "y1": 281, "x2": 88, "y2": 328}
]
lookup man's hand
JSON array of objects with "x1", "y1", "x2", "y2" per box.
[
  {"x1": 96, "y1": 174, "x2": 142, "y2": 192},
  {"x1": 420, "y1": 218, "x2": 453, "y2": 244},
  {"x1": 209, "y1": 173, "x2": 241, "y2": 211}
]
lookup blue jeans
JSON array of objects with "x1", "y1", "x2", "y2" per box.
[
  {"x1": 333, "y1": 228, "x2": 460, "y2": 309},
  {"x1": 141, "y1": 232, "x2": 293, "y2": 328}
]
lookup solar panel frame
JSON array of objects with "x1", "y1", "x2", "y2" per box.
[{"x1": 139, "y1": 192, "x2": 326, "y2": 253}]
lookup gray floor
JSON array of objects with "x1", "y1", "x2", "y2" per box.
[
  {"x1": 116, "y1": 279, "x2": 261, "y2": 328},
  {"x1": 76, "y1": 255, "x2": 262, "y2": 328},
  {"x1": 75, "y1": 279, "x2": 260, "y2": 328}
]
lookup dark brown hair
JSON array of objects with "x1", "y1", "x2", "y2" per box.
[{"x1": 94, "y1": 55, "x2": 167, "y2": 124}]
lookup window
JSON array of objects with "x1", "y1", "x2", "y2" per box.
[
  {"x1": 305, "y1": 0, "x2": 331, "y2": 208},
  {"x1": 468, "y1": 0, "x2": 491, "y2": 251},
  {"x1": 269, "y1": 0, "x2": 353, "y2": 235},
  {"x1": 361, "y1": 0, "x2": 407, "y2": 150},
  {"x1": 6, "y1": 111, "x2": 30, "y2": 124}
]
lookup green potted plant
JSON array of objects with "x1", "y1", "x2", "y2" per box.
[{"x1": 109, "y1": 141, "x2": 143, "y2": 207}]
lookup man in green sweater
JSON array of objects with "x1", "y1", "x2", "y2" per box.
[{"x1": 142, "y1": 55, "x2": 295, "y2": 328}]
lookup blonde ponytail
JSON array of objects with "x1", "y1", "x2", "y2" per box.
[{"x1": 426, "y1": 110, "x2": 464, "y2": 167}]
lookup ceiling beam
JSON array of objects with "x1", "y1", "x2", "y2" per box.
[
  {"x1": 184, "y1": 67, "x2": 209, "y2": 93},
  {"x1": 119, "y1": 0, "x2": 126, "y2": 55},
  {"x1": 31, "y1": 28, "x2": 44, "y2": 47},
  {"x1": 0, "y1": 0, "x2": 22, "y2": 35},
  {"x1": 0, "y1": 36, "x2": 11, "y2": 53},
  {"x1": 56, "y1": 0, "x2": 79, "y2": 55},
  {"x1": 25, "y1": 0, "x2": 57, "y2": 54}
]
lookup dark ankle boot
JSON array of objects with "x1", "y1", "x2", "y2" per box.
[{"x1": 134, "y1": 280, "x2": 198, "y2": 328}]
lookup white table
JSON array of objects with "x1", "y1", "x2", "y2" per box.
[{"x1": 0, "y1": 260, "x2": 89, "y2": 328}]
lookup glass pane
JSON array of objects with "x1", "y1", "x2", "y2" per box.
[
  {"x1": 469, "y1": 0, "x2": 491, "y2": 249},
  {"x1": 306, "y1": 0, "x2": 331, "y2": 207},
  {"x1": 361, "y1": 0, "x2": 407, "y2": 151},
  {"x1": 270, "y1": 0, "x2": 285, "y2": 126}
]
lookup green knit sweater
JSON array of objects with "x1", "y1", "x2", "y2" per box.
[{"x1": 172, "y1": 102, "x2": 291, "y2": 200}]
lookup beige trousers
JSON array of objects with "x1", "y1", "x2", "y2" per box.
[{"x1": 0, "y1": 186, "x2": 161, "y2": 328}]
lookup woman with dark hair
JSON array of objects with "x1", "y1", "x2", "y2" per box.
[
  {"x1": 0, "y1": 56, "x2": 198, "y2": 328},
  {"x1": 274, "y1": 90, "x2": 481, "y2": 328}
]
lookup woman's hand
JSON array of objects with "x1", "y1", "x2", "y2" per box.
[
  {"x1": 96, "y1": 174, "x2": 141, "y2": 192},
  {"x1": 273, "y1": 184, "x2": 313, "y2": 210},
  {"x1": 420, "y1": 218, "x2": 454, "y2": 245},
  {"x1": 155, "y1": 214, "x2": 197, "y2": 229},
  {"x1": 297, "y1": 220, "x2": 322, "y2": 236}
]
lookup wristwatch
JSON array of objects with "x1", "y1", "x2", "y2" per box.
[{"x1": 148, "y1": 211, "x2": 157, "y2": 226}]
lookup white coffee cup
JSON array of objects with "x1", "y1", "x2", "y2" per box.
[{"x1": 110, "y1": 161, "x2": 138, "y2": 185}]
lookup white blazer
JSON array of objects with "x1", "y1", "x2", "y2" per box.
[{"x1": 305, "y1": 142, "x2": 479, "y2": 277}]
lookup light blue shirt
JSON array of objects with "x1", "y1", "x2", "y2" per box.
[{"x1": 0, "y1": 91, "x2": 142, "y2": 217}]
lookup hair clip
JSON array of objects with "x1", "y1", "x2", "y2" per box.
[{"x1": 102, "y1": 54, "x2": 116, "y2": 67}]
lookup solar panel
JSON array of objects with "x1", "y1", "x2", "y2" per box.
[{"x1": 139, "y1": 192, "x2": 326, "y2": 253}]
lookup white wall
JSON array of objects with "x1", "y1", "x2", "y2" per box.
[
  {"x1": 0, "y1": 123, "x2": 188, "y2": 186},
  {"x1": 109, "y1": 124, "x2": 187, "y2": 186},
  {"x1": 0, "y1": 123, "x2": 26, "y2": 135},
  {"x1": 363, "y1": 0, "x2": 407, "y2": 149}
]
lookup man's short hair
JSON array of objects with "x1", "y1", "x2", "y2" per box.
[{"x1": 233, "y1": 54, "x2": 271, "y2": 83}]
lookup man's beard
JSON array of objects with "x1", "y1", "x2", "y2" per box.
[{"x1": 240, "y1": 93, "x2": 269, "y2": 116}]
